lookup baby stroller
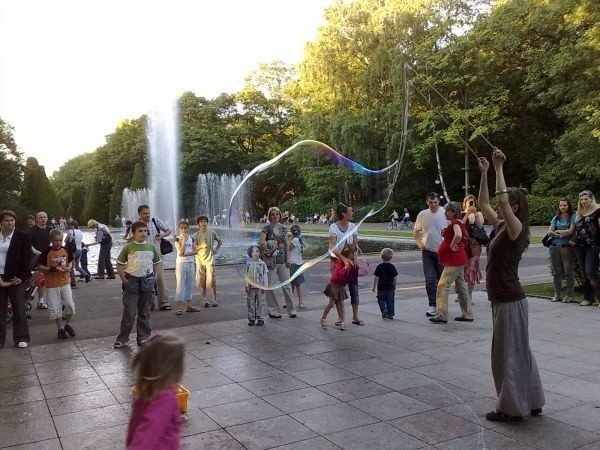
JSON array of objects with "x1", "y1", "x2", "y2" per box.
[{"x1": 7, "y1": 273, "x2": 44, "y2": 322}]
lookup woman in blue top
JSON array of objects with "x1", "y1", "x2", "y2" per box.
[{"x1": 547, "y1": 198, "x2": 576, "y2": 303}]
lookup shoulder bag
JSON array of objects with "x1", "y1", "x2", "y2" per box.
[{"x1": 152, "y1": 218, "x2": 173, "y2": 255}]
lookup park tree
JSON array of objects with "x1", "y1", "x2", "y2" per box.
[
  {"x1": 130, "y1": 162, "x2": 146, "y2": 189},
  {"x1": 50, "y1": 153, "x2": 95, "y2": 221},
  {"x1": 20, "y1": 157, "x2": 62, "y2": 218},
  {"x1": 0, "y1": 117, "x2": 24, "y2": 211},
  {"x1": 81, "y1": 178, "x2": 112, "y2": 223}
]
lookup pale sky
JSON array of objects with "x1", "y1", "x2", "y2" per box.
[{"x1": 0, "y1": 0, "x2": 333, "y2": 175}]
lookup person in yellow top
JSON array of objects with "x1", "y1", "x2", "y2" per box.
[{"x1": 194, "y1": 215, "x2": 222, "y2": 307}]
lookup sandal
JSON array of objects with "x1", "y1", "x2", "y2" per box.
[
  {"x1": 485, "y1": 411, "x2": 523, "y2": 422},
  {"x1": 320, "y1": 319, "x2": 327, "y2": 328},
  {"x1": 351, "y1": 319, "x2": 365, "y2": 326},
  {"x1": 113, "y1": 341, "x2": 125, "y2": 349},
  {"x1": 176, "y1": 307, "x2": 184, "y2": 315},
  {"x1": 339, "y1": 322, "x2": 346, "y2": 330},
  {"x1": 186, "y1": 306, "x2": 200, "y2": 312},
  {"x1": 454, "y1": 316, "x2": 474, "y2": 322},
  {"x1": 334, "y1": 321, "x2": 342, "y2": 327}
]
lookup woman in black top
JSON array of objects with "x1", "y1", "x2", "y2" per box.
[
  {"x1": 477, "y1": 148, "x2": 544, "y2": 422},
  {"x1": 570, "y1": 190, "x2": 600, "y2": 306}
]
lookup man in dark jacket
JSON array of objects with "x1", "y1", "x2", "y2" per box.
[{"x1": 0, "y1": 210, "x2": 33, "y2": 348}]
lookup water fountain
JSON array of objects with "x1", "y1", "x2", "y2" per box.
[
  {"x1": 121, "y1": 188, "x2": 149, "y2": 222},
  {"x1": 121, "y1": 98, "x2": 181, "y2": 228},
  {"x1": 194, "y1": 173, "x2": 249, "y2": 226},
  {"x1": 147, "y1": 99, "x2": 181, "y2": 228}
]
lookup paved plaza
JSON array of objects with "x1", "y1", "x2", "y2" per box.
[{"x1": 1, "y1": 283, "x2": 600, "y2": 449}]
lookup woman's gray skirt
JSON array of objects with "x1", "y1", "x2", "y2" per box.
[{"x1": 491, "y1": 298, "x2": 545, "y2": 417}]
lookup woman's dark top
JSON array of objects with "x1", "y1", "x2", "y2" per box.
[
  {"x1": 2, "y1": 230, "x2": 32, "y2": 281},
  {"x1": 574, "y1": 208, "x2": 600, "y2": 246},
  {"x1": 486, "y1": 222, "x2": 529, "y2": 303}
]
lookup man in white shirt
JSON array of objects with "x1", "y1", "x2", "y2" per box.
[{"x1": 413, "y1": 192, "x2": 447, "y2": 317}]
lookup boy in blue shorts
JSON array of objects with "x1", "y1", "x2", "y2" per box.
[{"x1": 114, "y1": 221, "x2": 162, "y2": 348}]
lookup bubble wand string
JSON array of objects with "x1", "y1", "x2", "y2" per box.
[{"x1": 404, "y1": 62, "x2": 498, "y2": 157}]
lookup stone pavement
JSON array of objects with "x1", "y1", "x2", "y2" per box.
[{"x1": 2, "y1": 288, "x2": 600, "y2": 450}]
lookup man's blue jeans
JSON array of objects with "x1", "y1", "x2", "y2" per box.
[{"x1": 422, "y1": 249, "x2": 443, "y2": 307}]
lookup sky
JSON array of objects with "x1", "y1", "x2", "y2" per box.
[{"x1": 0, "y1": 0, "x2": 333, "y2": 175}]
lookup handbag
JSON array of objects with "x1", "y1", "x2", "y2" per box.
[
  {"x1": 152, "y1": 218, "x2": 174, "y2": 255},
  {"x1": 357, "y1": 249, "x2": 369, "y2": 277},
  {"x1": 542, "y1": 234, "x2": 554, "y2": 248},
  {"x1": 159, "y1": 239, "x2": 174, "y2": 255},
  {"x1": 468, "y1": 224, "x2": 489, "y2": 246}
]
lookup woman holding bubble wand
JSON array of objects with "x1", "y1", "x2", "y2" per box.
[{"x1": 477, "y1": 148, "x2": 544, "y2": 422}]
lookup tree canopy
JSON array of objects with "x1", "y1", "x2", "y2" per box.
[{"x1": 3, "y1": 0, "x2": 596, "y2": 226}]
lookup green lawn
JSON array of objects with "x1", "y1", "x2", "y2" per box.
[{"x1": 522, "y1": 282, "x2": 583, "y2": 303}]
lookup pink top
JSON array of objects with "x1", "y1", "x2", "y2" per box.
[{"x1": 127, "y1": 387, "x2": 181, "y2": 450}]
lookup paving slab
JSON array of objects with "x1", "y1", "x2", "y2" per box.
[{"x1": 1, "y1": 265, "x2": 600, "y2": 449}]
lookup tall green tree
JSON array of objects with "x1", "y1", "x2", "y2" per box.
[
  {"x1": 0, "y1": 118, "x2": 24, "y2": 211},
  {"x1": 20, "y1": 157, "x2": 62, "y2": 218}
]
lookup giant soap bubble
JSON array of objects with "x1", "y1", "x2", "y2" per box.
[{"x1": 229, "y1": 140, "x2": 403, "y2": 290}]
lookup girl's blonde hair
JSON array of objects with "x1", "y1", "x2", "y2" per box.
[
  {"x1": 132, "y1": 335, "x2": 185, "y2": 402},
  {"x1": 577, "y1": 190, "x2": 599, "y2": 216}
]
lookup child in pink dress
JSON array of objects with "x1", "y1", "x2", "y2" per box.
[{"x1": 127, "y1": 335, "x2": 185, "y2": 450}]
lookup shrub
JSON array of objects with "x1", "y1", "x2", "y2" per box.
[{"x1": 528, "y1": 195, "x2": 561, "y2": 226}]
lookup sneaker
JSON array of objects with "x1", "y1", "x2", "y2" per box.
[
  {"x1": 248, "y1": 319, "x2": 255, "y2": 326},
  {"x1": 113, "y1": 341, "x2": 125, "y2": 349},
  {"x1": 299, "y1": 302, "x2": 305, "y2": 309},
  {"x1": 257, "y1": 319, "x2": 264, "y2": 326},
  {"x1": 137, "y1": 339, "x2": 148, "y2": 346},
  {"x1": 17, "y1": 341, "x2": 28, "y2": 348},
  {"x1": 580, "y1": 300, "x2": 593, "y2": 306},
  {"x1": 551, "y1": 295, "x2": 561, "y2": 302},
  {"x1": 211, "y1": 301, "x2": 219, "y2": 307},
  {"x1": 57, "y1": 328, "x2": 69, "y2": 339},
  {"x1": 37, "y1": 301, "x2": 48, "y2": 310},
  {"x1": 425, "y1": 306, "x2": 437, "y2": 317},
  {"x1": 64, "y1": 324, "x2": 76, "y2": 337},
  {"x1": 562, "y1": 296, "x2": 573, "y2": 303},
  {"x1": 388, "y1": 316, "x2": 394, "y2": 320},
  {"x1": 106, "y1": 276, "x2": 116, "y2": 279}
]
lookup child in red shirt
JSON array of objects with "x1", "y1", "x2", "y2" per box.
[{"x1": 321, "y1": 246, "x2": 358, "y2": 330}]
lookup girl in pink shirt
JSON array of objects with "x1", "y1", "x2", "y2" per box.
[{"x1": 127, "y1": 335, "x2": 185, "y2": 450}]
